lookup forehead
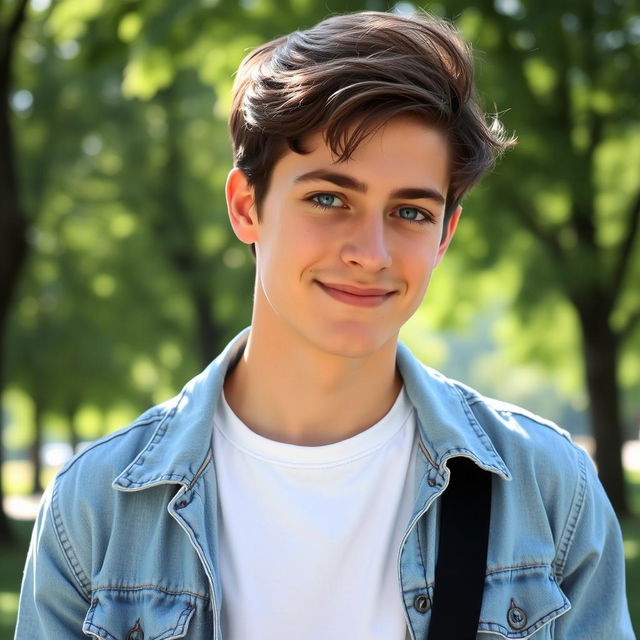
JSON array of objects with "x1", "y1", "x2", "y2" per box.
[{"x1": 271, "y1": 116, "x2": 451, "y2": 194}]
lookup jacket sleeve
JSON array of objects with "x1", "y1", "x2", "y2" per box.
[
  {"x1": 14, "y1": 480, "x2": 92, "y2": 638},
  {"x1": 553, "y1": 447, "x2": 636, "y2": 639}
]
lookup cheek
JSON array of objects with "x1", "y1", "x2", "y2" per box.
[
  {"x1": 259, "y1": 223, "x2": 325, "y2": 281},
  {"x1": 288, "y1": 222, "x2": 335, "y2": 266},
  {"x1": 401, "y1": 238, "x2": 439, "y2": 278}
]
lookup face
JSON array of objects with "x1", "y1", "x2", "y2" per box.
[{"x1": 227, "y1": 115, "x2": 460, "y2": 359}]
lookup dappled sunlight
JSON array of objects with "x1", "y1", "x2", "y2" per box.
[
  {"x1": 624, "y1": 540, "x2": 639, "y2": 561},
  {"x1": 0, "y1": 592, "x2": 19, "y2": 626}
]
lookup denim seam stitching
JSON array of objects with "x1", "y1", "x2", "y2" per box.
[
  {"x1": 84, "y1": 592, "x2": 197, "y2": 640},
  {"x1": 83, "y1": 623, "x2": 118, "y2": 640},
  {"x1": 92, "y1": 585, "x2": 209, "y2": 600},
  {"x1": 122, "y1": 472, "x2": 190, "y2": 488},
  {"x1": 170, "y1": 514, "x2": 219, "y2": 616},
  {"x1": 450, "y1": 385, "x2": 511, "y2": 469},
  {"x1": 56, "y1": 415, "x2": 164, "y2": 481},
  {"x1": 485, "y1": 563, "x2": 553, "y2": 576},
  {"x1": 553, "y1": 447, "x2": 587, "y2": 579},
  {"x1": 84, "y1": 616, "x2": 119, "y2": 640},
  {"x1": 51, "y1": 481, "x2": 92, "y2": 599},
  {"x1": 156, "y1": 604, "x2": 195, "y2": 640},
  {"x1": 464, "y1": 397, "x2": 566, "y2": 435},
  {"x1": 422, "y1": 562, "x2": 554, "y2": 590},
  {"x1": 122, "y1": 390, "x2": 187, "y2": 475},
  {"x1": 416, "y1": 485, "x2": 429, "y2": 584},
  {"x1": 84, "y1": 601, "x2": 117, "y2": 640}
]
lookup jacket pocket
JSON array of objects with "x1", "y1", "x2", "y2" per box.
[
  {"x1": 82, "y1": 587, "x2": 198, "y2": 640},
  {"x1": 477, "y1": 565, "x2": 570, "y2": 639}
]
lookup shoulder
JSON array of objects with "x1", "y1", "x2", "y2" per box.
[
  {"x1": 397, "y1": 344, "x2": 582, "y2": 471},
  {"x1": 438, "y1": 369, "x2": 585, "y2": 471},
  {"x1": 458, "y1": 378, "x2": 575, "y2": 445},
  {"x1": 27, "y1": 398, "x2": 180, "y2": 598},
  {"x1": 439, "y1": 374, "x2": 615, "y2": 574},
  {"x1": 407, "y1": 357, "x2": 594, "y2": 523},
  {"x1": 445, "y1": 373, "x2": 597, "y2": 542},
  {"x1": 56, "y1": 397, "x2": 177, "y2": 489},
  {"x1": 46, "y1": 395, "x2": 181, "y2": 544},
  {"x1": 457, "y1": 375, "x2": 589, "y2": 486}
]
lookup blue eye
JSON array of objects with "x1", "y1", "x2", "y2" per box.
[
  {"x1": 310, "y1": 193, "x2": 343, "y2": 209},
  {"x1": 397, "y1": 207, "x2": 427, "y2": 223}
]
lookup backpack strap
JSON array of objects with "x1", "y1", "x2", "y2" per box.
[{"x1": 427, "y1": 457, "x2": 493, "y2": 640}]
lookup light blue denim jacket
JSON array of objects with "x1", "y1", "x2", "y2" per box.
[{"x1": 16, "y1": 330, "x2": 635, "y2": 639}]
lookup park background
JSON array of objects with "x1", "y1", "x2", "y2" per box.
[{"x1": 1, "y1": 0, "x2": 639, "y2": 636}]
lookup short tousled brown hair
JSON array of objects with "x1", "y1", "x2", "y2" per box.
[{"x1": 229, "y1": 10, "x2": 515, "y2": 223}]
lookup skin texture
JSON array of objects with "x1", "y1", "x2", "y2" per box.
[{"x1": 224, "y1": 116, "x2": 460, "y2": 445}]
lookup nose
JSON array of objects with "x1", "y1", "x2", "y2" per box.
[{"x1": 340, "y1": 214, "x2": 392, "y2": 272}]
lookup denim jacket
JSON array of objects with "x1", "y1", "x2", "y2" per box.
[{"x1": 16, "y1": 330, "x2": 635, "y2": 639}]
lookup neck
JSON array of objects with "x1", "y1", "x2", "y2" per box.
[{"x1": 223, "y1": 323, "x2": 402, "y2": 446}]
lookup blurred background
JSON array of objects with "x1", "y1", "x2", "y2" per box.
[{"x1": 1, "y1": 0, "x2": 639, "y2": 635}]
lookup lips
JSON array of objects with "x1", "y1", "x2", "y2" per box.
[
  {"x1": 320, "y1": 282, "x2": 395, "y2": 296},
  {"x1": 315, "y1": 281, "x2": 396, "y2": 308}
]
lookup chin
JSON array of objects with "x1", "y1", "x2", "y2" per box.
[{"x1": 314, "y1": 325, "x2": 397, "y2": 359}]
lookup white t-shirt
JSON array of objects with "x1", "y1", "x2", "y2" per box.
[{"x1": 213, "y1": 387, "x2": 418, "y2": 640}]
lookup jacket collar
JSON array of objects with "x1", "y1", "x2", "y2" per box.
[
  {"x1": 113, "y1": 328, "x2": 250, "y2": 491},
  {"x1": 396, "y1": 342, "x2": 510, "y2": 480},
  {"x1": 114, "y1": 329, "x2": 510, "y2": 491}
]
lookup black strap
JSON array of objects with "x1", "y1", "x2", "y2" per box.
[{"x1": 427, "y1": 457, "x2": 492, "y2": 640}]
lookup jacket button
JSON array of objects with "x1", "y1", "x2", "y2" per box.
[
  {"x1": 176, "y1": 499, "x2": 188, "y2": 509},
  {"x1": 413, "y1": 594, "x2": 431, "y2": 613},
  {"x1": 127, "y1": 618, "x2": 144, "y2": 640},
  {"x1": 507, "y1": 599, "x2": 527, "y2": 630}
]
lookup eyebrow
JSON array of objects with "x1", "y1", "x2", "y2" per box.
[{"x1": 294, "y1": 169, "x2": 446, "y2": 205}]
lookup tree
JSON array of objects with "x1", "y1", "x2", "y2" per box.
[
  {"x1": 5, "y1": 0, "x2": 637, "y2": 519},
  {"x1": 0, "y1": 0, "x2": 31, "y2": 541},
  {"x1": 3, "y1": 0, "x2": 262, "y2": 489},
  {"x1": 436, "y1": 0, "x2": 640, "y2": 513},
  {"x1": 110, "y1": 0, "x2": 639, "y2": 511}
]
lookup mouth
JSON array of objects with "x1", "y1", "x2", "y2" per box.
[{"x1": 315, "y1": 281, "x2": 397, "y2": 307}]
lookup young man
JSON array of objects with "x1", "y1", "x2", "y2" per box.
[{"x1": 16, "y1": 10, "x2": 634, "y2": 640}]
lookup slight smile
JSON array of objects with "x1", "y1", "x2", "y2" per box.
[{"x1": 315, "y1": 281, "x2": 397, "y2": 308}]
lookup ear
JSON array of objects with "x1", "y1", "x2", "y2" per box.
[
  {"x1": 226, "y1": 167, "x2": 259, "y2": 245},
  {"x1": 434, "y1": 205, "x2": 461, "y2": 267}
]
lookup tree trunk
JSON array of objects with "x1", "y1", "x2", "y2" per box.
[
  {"x1": 0, "y1": 354, "x2": 13, "y2": 543},
  {"x1": 576, "y1": 302, "x2": 628, "y2": 515},
  {"x1": 193, "y1": 289, "x2": 220, "y2": 367},
  {"x1": 67, "y1": 405, "x2": 80, "y2": 454},
  {"x1": 0, "y1": 0, "x2": 30, "y2": 543},
  {"x1": 156, "y1": 86, "x2": 221, "y2": 368},
  {"x1": 30, "y1": 398, "x2": 44, "y2": 495}
]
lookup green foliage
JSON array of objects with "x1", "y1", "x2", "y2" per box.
[
  {"x1": 7, "y1": 0, "x2": 396, "y2": 442},
  {"x1": 414, "y1": 0, "x2": 640, "y2": 433},
  {"x1": 3, "y1": 0, "x2": 639, "y2": 471}
]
